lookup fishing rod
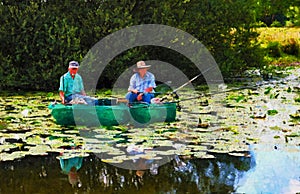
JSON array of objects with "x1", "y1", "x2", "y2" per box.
[
  {"x1": 176, "y1": 75, "x2": 298, "y2": 103},
  {"x1": 173, "y1": 85, "x2": 258, "y2": 103},
  {"x1": 160, "y1": 65, "x2": 219, "y2": 102},
  {"x1": 173, "y1": 65, "x2": 218, "y2": 93}
]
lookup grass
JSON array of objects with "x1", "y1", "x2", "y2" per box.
[
  {"x1": 256, "y1": 27, "x2": 300, "y2": 66},
  {"x1": 257, "y1": 27, "x2": 300, "y2": 46}
]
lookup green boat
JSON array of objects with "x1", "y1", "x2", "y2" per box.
[{"x1": 48, "y1": 100, "x2": 177, "y2": 126}]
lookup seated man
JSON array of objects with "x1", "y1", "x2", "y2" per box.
[
  {"x1": 126, "y1": 61, "x2": 156, "y2": 104},
  {"x1": 59, "y1": 61, "x2": 98, "y2": 105}
]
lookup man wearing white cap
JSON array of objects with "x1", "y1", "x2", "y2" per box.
[
  {"x1": 59, "y1": 61, "x2": 98, "y2": 105},
  {"x1": 126, "y1": 61, "x2": 156, "y2": 104}
]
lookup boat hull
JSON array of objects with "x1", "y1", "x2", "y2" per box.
[{"x1": 49, "y1": 102, "x2": 176, "y2": 126}]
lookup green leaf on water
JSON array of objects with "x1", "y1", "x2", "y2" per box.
[
  {"x1": 294, "y1": 96, "x2": 300, "y2": 103},
  {"x1": 270, "y1": 126, "x2": 281, "y2": 130},
  {"x1": 286, "y1": 132, "x2": 300, "y2": 137},
  {"x1": 46, "y1": 92, "x2": 54, "y2": 98},
  {"x1": 0, "y1": 151, "x2": 26, "y2": 161},
  {"x1": 264, "y1": 87, "x2": 272, "y2": 95},
  {"x1": 267, "y1": 109, "x2": 278, "y2": 116},
  {"x1": 0, "y1": 120, "x2": 7, "y2": 130},
  {"x1": 193, "y1": 151, "x2": 215, "y2": 159}
]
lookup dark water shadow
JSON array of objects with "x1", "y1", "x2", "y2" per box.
[{"x1": 0, "y1": 152, "x2": 253, "y2": 194}]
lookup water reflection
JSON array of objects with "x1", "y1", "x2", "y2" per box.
[
  {"x1": 58, "y1": 155, "x2": 83, "y2": 188},
  {"x1": 235, "y1": 144, "x2": 300, "y2": 193},
  {"x1": 0, "y1": 152, "x2": 253, "y2": 194}
]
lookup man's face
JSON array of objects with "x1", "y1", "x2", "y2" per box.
[
  {"x1": 138, "y1": 68, "x2": 147, "y2": 74},
  {"x1": 69, "y1": 68, "x2": 78, "y2": 76}
]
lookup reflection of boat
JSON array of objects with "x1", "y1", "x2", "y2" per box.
[{"x1": 48, "y1": 100, "x2": 176, "y2": 126}]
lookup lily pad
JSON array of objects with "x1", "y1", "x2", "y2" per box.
[
  {"x1": 25, "y1": 145, "x2": 50, "y2": 156},
  {"x1": 193, "y1": 151, "x2": 215, "y2": 159},
  {"x1": 0, "y1": 151, "x2": 26, "y2": 161},
  {"x1": 267, "y1": 109, "x2": 279, "y2": 116},
  {"x1": 102, "y1": 158, "x2": 124, "y2": 164}
]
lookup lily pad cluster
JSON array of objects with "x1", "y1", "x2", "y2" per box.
[{"x1": 0, "y1": 66, "x2": 300, "y2": 164}]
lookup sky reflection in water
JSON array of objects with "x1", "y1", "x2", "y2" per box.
[{"x1": 235, "y1": 144, "x2": 300, "y2": 193}]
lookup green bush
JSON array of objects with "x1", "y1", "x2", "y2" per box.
[
  {"x1": 254, "y1": 21, "x2": 268, "y2": 27},
  {"x1": 0, "y1": 0, "x2": 266, "y2": 90},
  {"x1": 282, "y1": 38, "x2": 300, "y2": 57},
  {"x1": 271, "y1": 20, "x2": 284, "y2": 27},
  {"x1": 266, "y1": 41, "x2": 283, "y2": 57}
]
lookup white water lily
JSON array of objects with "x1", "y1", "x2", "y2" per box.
[
  {"x1": 218, "y1": 83, "x2": 228, "y2": 91},
  {"x1": 21, "y1": 109, "x2": 30, "y2": 117}
]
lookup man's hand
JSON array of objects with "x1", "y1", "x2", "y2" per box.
[
  {"x1": 145, "y1": 87, "x2": 153, "y2": 93},
  {"x1": 137, "y1": 93, "x2": 143, "y2": 101},
  {"x1": 131, "y1": 89, "x2": 139, "y2": 94}
]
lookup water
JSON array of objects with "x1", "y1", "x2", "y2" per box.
[
  {"x1": 1, "y1": 67, "x2": 300, "y2": 193},
  {"x1": 0, "y1": 152, "x2": 253, "y2": 194},
  {"x1": 0, "y1": 145, "x2": 299, "y2": 194},
  {"x1": 235, "y1": 144, "x2": 300, "y2": 193}
]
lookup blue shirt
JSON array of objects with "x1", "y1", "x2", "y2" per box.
[
  {"x1": 128, "y1": 72, "x2": 156, "y2": 92},
  {"x1": 59, "y1": 157, "x2": 83, "y2": 174},
  {"x1": 59, "y1": 72, "x2": 84, "y2": 97}
]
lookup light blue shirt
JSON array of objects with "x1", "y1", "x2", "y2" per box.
[
  {"x1": 59, "y1": 72, "x2": 84, "y2": 97},
  {"x1": 128, "y1": 72, "x2": 156, "y2": 92},
  {"x1": 59, "y1": 157, "x2": 83, "y2": 174}
]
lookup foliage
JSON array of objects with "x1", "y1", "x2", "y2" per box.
[
  {"x1": 0, "y1": 1, "x2": 101, "y2": 90},
  {"x1": 266, "y1": 42, "x2": 283, "y2": 58},
  {"x1": 257, "y1": 27, "x2": 300, "y2": 66},
  {"x1": 270, "y1": 21, "x2": 284, "y2": 27},
  {"x1": 267, "y1": 109, "x2": 278, "y2": 116},
  {"x1": 254, "y1": 0, "x2": 300, "y2": 27},
  {"x1": 282, "y1": 38, "x2": 300, "y2": 56},
  {"x1": 0, "y1": 0, "x2": 298, "y2": 90}
]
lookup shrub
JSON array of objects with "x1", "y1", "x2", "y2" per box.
[
  {"x1": 253, "y1": 21, "x2": 268, "y2": 27},
  {"x1": 285, "y1": 21, "x2": 295, "y2": 27},
  {"x1": 271, "y1": 20, "x2": 284, "y2": 27},
  {"x1": 282, "y1": 38, "x2": 300, "y2": 56},
  {"x1": 0, "y1": 1, "x2": 265, "y2": 90},
  {"x1": 266, "y1": 41, "x2": 283, "y2": 57}
]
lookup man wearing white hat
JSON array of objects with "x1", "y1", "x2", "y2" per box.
[
  {"x1": 126, "y1": 61, "x2": 156, "y2": 104},
  {"x1": 59, "y1": 60, "x2": 99, "y2": 105}
]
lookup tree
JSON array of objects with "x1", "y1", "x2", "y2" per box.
[{"x1": 0, "y1": 0, "x2": 277, "y2": 90}]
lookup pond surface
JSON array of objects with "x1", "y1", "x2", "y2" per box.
[
  {"x1": 0, "y1": 152, "x2": 253, "y2": 194},
  {"x1": 0, "y1": 145, "x2": 299, "y2": 194},
  {"x1": 0, "y1": 67, "x2": 300, "y2": 193}
]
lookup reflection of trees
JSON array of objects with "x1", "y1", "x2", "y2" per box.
[
  {"x1": 0, "y1": 152, "x2": 253, "y2": 193},
  {"x1": 80, "y1": 153, "x2": 253, "y2": 193}
]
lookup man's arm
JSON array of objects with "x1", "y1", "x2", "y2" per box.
[
  {"x1": 144, "y1": 73, "x2": 155, "y2": 92},
  {"x1": 128, "y1": 74, "x2": 138, "y2": 93},
  {"x1": 59, "y1": 91, "x2": 65, "y2": 104},
  {"x1": 78, "y1": 75, "x2": 86, "y2": 96}
]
